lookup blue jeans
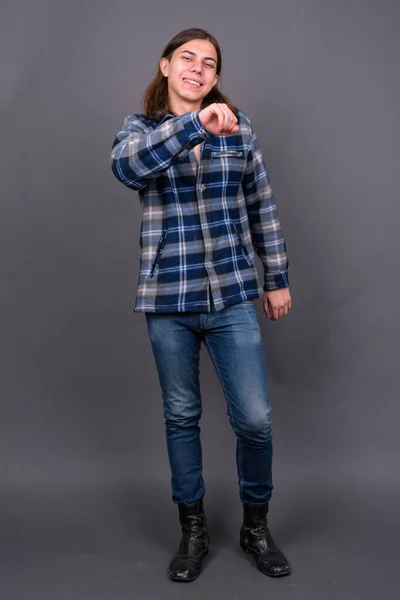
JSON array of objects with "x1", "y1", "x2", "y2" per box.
[{"x1": 145, "y1": 300, "x2": 273, "y2": 506}]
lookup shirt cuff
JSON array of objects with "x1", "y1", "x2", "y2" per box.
[
  {"x1": 182, "y1": 110, "x2": 211, "y2": 140},
  {"x1": 263, "y1": 271, "x2": 290, "y2": 291}
]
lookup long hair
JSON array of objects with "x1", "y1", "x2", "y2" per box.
[{"x1": 142, "y1": 28, "x2": 238, "y2": 121}]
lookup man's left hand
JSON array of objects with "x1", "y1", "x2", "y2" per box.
[{"x1": 262, "y1": 287, "x2": 292, "y2": 320}]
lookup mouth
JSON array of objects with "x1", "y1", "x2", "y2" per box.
[{"x1": 182, "y1": 78, "x2": 203, "y2": 88}]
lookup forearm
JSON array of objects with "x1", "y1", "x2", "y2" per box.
[{"x1": 110, "y1": 110, "x2": 208, "y2": 190}]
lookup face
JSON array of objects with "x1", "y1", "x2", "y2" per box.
[{"x1": 160, "y1": 39, "x2": 219, "y2": 108}]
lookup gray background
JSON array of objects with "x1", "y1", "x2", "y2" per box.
[{"x1": 1, "y1": 0, "x2": 399, "y2": 598}]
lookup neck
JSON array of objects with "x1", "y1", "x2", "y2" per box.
[{"x1": 168, "y1": 92, "x2": 203, "y2": 116}]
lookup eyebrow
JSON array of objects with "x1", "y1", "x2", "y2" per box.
[{"x1": 180, "y1": 50, "x2": 217, "y2": 64}]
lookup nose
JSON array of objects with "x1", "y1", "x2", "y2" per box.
[{"x1": 191, "y1": 61, "x2": 203, "y2": 74}]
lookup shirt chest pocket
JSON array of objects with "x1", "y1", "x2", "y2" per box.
[
  {"x1": 210, "y1": 150, "x2": 245, "y2": 159},
  {"x1": 210, "y1": 150, "x2": 246, "y2": 178}
]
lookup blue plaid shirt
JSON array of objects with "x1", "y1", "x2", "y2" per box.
[{"x1": 110, "y1": 108, "x2": 289, "y2": 313}]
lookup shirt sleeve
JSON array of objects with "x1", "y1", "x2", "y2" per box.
[
  {"x1": 110, "y1": 110, "x2": 209, "y2": 191},
  {"x1": 241, "y1": 124, "x2": 290, "y2": 291}
]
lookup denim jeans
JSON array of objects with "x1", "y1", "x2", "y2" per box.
[{"x1": 145, "y1": 299, "x2": 273, "y2": 506}]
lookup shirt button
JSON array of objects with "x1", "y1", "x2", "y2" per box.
[
  {"x1": 206, "y1": 260, "x2": 213, "y2": 267},
  {"x1": 199, "y1": 184, "x2": 206, "y2": 192}
]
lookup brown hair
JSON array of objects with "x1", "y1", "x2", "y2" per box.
[{"x1": 142, "y1": 28, "x2": 238, "y2": 121}]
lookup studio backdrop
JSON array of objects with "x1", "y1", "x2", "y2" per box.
[{"x1": 1, "y1": 0, "x2": 399, "y2": 585}]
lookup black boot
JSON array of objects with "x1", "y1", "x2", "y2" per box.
[
  {"x1": 240, "y1": 502, "x2": 291, "y2": 577},
  {"x1": 169, "y1": 498, "x2": 209, "y2": 582}
]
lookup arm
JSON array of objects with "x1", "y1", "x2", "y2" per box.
[
  {"x1": 242, "y1": 124, "x2": 290, "y2": 291},
  {"x1": 110, "y1": 110, "x2": 209, "y2": 190}
]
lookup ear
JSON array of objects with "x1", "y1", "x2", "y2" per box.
[{"x1": 160, "y1": 57, "x2": 169, "y2": 78}]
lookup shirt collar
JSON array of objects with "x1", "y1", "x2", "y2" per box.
[{"x1": 159, "y1": 112, "x2": 175, "y2": 124}]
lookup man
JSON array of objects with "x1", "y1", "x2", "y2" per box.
[{"x1": 110, "y1": 27, "x2": 292, "y2": 582}]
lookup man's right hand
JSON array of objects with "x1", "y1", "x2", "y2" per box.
[{"x1": 199, "y1": 103, "x2": 239, "y2": 136}]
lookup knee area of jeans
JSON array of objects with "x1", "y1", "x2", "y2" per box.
[
  {"x1": 236, "y1": 418, "x2": 272, "y2": 444},
  {"x1": 164, "y1": 406, "x2": 202, "y2": 426}
]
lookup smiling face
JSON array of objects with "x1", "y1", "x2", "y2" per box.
[{"x1": 160, "y1": 38, "x2": 219, "y2": 114}]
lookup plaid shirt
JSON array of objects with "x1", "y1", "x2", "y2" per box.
[{"x1": 110, "y1": 108, "x2": 289, "y2": 313}]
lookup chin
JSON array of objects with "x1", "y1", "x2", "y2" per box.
[{"x1": 180, "y1": 92, "x2": 204, "y2": 102}]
